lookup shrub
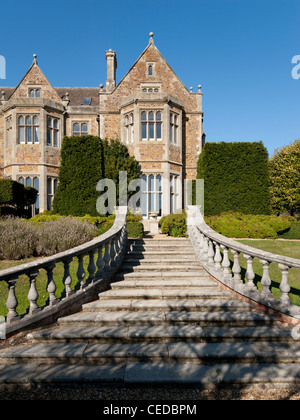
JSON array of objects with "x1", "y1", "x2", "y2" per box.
[
  {"x1": 278, "y1": 221, "x2": 300, "y2": 239},
  {"x1": 127, "y1": 222, "x2": 144, "y2": 238},
  {"x1": 35, "y1": 218, "x2": 98, "y2": 256},
  {"x1": 160, "y1": 212, "x2": 187, "y2": 237},
  {"x1": 0, "y1": 217, "x2": 37, "y2": 260},
  {"x1": 205, "y1": 212, "x2": 295, "y2": 239},
  {"x1": 197, "y1": 142, "x2": 271, "y2": 216},
  {"x1": 0, "y1": 217, "x2": 98, "y2": 260}
]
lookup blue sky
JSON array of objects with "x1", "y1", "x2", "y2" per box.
[{"x1": 0, "y1": 0, "x2": 299, "y2": 156}]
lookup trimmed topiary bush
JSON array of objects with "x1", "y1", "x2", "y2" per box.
[
  {"x1": 127, "y1": 222, "x2": 144, "y2": 238},
  {"x1": 160, "y1": 212, "x2": 187, "y2": 237},
  {"x1": 197, "y1": 142, "x2": 271, "y2": 216}
]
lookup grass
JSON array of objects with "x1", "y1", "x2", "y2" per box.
[{"x1": 234, "y1": 240, "x2": 300, "y2": 307}]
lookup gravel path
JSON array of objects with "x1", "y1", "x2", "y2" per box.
[{"x1": 0, "y1": 385, "x2": 299, "y2": 400}]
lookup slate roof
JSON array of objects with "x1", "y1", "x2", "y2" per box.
[
  {"x1": 0, "y1": 86, "x2": 100, "y2": 106},
  {"x1": 55, "y1": 87, "x2": 100, "y2": 106}
]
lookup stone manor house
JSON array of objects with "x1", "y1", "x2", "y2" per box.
[{"x1": 0, "y1": 33, "x2": 204, "y2": 218}]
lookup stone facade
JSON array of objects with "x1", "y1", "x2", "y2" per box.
[{"x1": 0, "y1": 34, "x2": 204, "y2": 217}]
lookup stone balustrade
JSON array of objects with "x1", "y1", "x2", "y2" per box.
[
  {"x1": 187, "y1": 206, "x2": 300, "y2": 320},
  {"x1": 0, "y1": 207, "x2": 128, "y2": 336}
]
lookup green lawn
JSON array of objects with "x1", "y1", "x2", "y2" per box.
[{"x1": 235, "y1": 240, "x2": 300, "y2": 307}]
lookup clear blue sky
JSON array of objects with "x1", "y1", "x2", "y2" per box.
[{"x1": 0, "y1": 0, "x2": 299, "y2": 156}]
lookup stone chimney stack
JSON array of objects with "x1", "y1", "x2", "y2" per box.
[{"x1": 106, "y1": 49, "x2": 117, "y2": 93}]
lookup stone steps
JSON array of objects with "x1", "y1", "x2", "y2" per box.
[
  {"x1": 82, "y1": 298, "x2": 250, "y2": 312},
  {"x1": 0, "y1": 237, "x2": 299, "y2": 387},
  {"x1": 1, "y1": 342, "x2": 300, "y2": 366},
  {"x1": 26, "y1": 325, "x2": 297, "y2": 344},
  {"x1": 57, "y1": 310, "x2": 277, "y2": 328}
]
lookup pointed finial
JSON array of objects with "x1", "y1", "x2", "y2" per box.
[
  {"x1": 149, "y1": 32, "x2": 154, "y2": 45},
  {"x1": 33, "y1": 54, "x2": 37, "y2": 64}
]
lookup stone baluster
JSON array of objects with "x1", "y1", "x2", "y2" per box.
[
  {"x1": 46, "y1": 264, "x2": 58, "y2": 306},
  {"x1": 103, "y1": 241, "x2": 111, "y2": 271},
  {"x1": 279, "y1": 264, "x2": 291, "y2": 308},
  {"x1": 110, "y1": 239, "x2": 116, "y2": 267},
  {"x1": 259, "y1": 259, "x2": 273, "y2": 300},
  {"x1": 115, "y1": 233, "x2": 120, "y2": 260},
  {"x1": 232, "y1": 250, "x2": 243, "y2": 288},
  {"x1": 63, "y1": 258, "x2": 74, "y2": 297},
  {"x1": 198, "y1": 232, "x2": 204, "y2": 254},
  {"x1": 221, "y1": 245, "x2": 232, "y2": 285},
  {"x1": 244, "y1": 254, "x2": 257, "y2": 293},
  {"x1": 76, "y1": 255, "x2": 86, "y2": 291},
  {"x1": 214, "y1": 242, "x2": 222, "y2": 271},
  {"x1": 207, "y1": 240, "x2": 215, "y2": 266},
  {"x1": 6, "y1": 278, "x2": 19, "y2": 323},
  {"x1": 28, "y1": 271, "x2": 40, "y2": 315},
  {"x1": 87, "y1": 251, "x2": 96, "y2": 284},
  {"x1": 95, "y1": 245, "x2": 104, "y2": 279},
  {"x1": 202, "y1": 237, "x2": 209, "y2": 262}
]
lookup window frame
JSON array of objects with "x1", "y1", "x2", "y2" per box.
[
  {"x1": 141, "y1": 110, "x2": 163, "y2": 142},
  {"x1": 141, "y1": 173, "x2": 163, "y2": 218},
  {"x1": 170, "y1": 112, "x2": 179, "y2": 144},
  {"x1": 47, "y1": 116, "x2": 60, "y2": 147},
  {"x1": 47, "y1": 176, "x2": 59, "y2": 211},
  {"x1": 18, "y1": 114, "x2": 39, "y2": 145},
  {"x1": 124, "y1": 113, "x2": 134, "y2": 144},
  {"x1": 72, "y1": 122, "x2": 89, "y2": 136}
]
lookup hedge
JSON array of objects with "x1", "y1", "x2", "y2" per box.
[
  {"x1": 205, "y1": 212, "x2": 295, "y2": 239},
  {"x1": 52, "y1": 136, "x2": 140, "y2": 217},
  {"x1": 197, "y1": 142, "x2": 271, "y2": 216}
]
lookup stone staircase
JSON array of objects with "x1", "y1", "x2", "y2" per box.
[{"x1": 0, "y1": 238, "x2": 300, "y2": 387}]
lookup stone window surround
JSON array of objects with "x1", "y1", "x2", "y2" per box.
[
  {"x1": 141, "y1": 173, "x2": 163, "y2": 217},
  {"x1": 47, "y1": 176, "x2": 58, "y2": 211},
  {"x1": 170, "y1": 173, "x2": 179, "y2": 213},
  {"x1": 47, "y1": 115, "x2": 60, "y2": 147},
  {"x1": 141, "y1": 110, "x2": 162, "y2": 141},
  {"x1": 72, "y1": 121, "x2": 89, "y2": 136},
  {"x1": 170, "y1": 111, "x2": 179, "y2": 144},
  {"x1": 18, "y1": 113, "x2": 40, "y2": 145},
  {"x1": 125, "y1": 113, "x2": 134, "y2": 144},
  {"x1": 69, "y1": 119, "x2": 92, "y2": 137},
  {"x1": 147, "y1": 62, "x2": 155, "y2": 77}
]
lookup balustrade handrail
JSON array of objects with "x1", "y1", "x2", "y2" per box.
[
  {"x1": 0, "y1": 208, "x2": 127, "y2": 282},
  {"x1": 0, "y1": 206, "x2": 128, "y2": 335},
  {"x1": 195, "y1": 217, "x2": 300, "y2": 269},
  {"x1": 187, "y1": 206, "x2": 300, "y2": 319}
]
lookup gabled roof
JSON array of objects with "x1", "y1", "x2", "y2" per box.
[
  {"x1": 113, "y1": 33, "x2": 190, "y2": 95},
  {"x1": 9, "y1": 55, "x2": 62, "y2": 103}
]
